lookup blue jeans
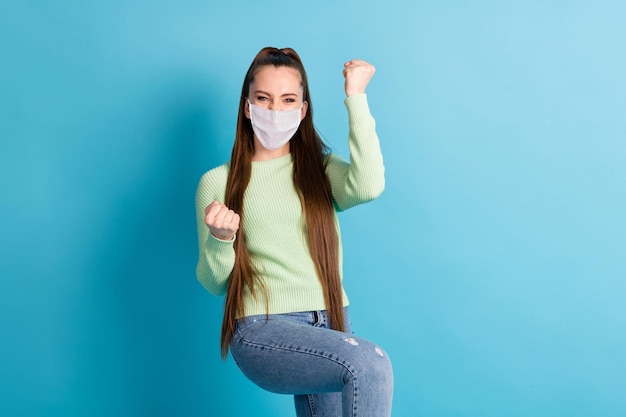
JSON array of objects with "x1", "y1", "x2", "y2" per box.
[{"x1": 230, "y1": 308, "x2": 394, "y2": 416}]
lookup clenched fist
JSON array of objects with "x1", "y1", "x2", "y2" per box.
[
  {"x1": 343, "y1": 59, "x2": 376, "y2": 97},
  {"x1": 204, "y1": 200, "x2": 240, "y2": 241}
]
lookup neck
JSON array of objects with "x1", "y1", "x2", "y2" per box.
[{"x1": 252, "y1": 141, "x2": 291, "y2": 161}]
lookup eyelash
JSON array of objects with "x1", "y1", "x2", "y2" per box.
[{"x1": 255, "y1": 96, "x2": 296, "y2": 103}]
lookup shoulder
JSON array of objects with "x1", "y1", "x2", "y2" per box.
[
  {"x1": 200, "y1": 161, "x2": 230, "y2": 183},
  {"x1": 326, "y1": 153, "x2": 348, "y2": 170},
  {"x1": 197, "y1": 161, "x2": 230, "y2": 200}
]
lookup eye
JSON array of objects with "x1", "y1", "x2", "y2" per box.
[
  {"x1": 285, "y1": 98, "x2": 296, "y2": 103},
  {"x1": 256, "y1": 95, "x2": 268, "y2": 101}
]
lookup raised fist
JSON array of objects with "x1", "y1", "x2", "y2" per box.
[
  {"x1": 343, "y1": 59, "x2": 376, "y2": 97},
  {"x1": 204, "y1": 200, "x2": 240, "y2": 241}
]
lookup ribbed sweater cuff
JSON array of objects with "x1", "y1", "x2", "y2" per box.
[
  {"x1": 205, "y1": 233, "x2": 236, "y2": 250},
  {"x1": 344, "y1": 93, "x2": 369, "y2": 110},
  {"x1": 344, "y1": 94, "x2": 373, "y2": 127}
]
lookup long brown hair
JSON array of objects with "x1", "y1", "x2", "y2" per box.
[{"x1": 220, "y1": 47, "x2": 344, "y2": 358}]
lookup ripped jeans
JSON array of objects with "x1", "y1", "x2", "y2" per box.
[{"x1": 230, "y1": 308, "x2": 394, "y2": 417}]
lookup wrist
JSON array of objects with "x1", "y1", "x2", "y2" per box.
[
  {"x1": 211, "y1": 232, "x2": 236, "y2": 241},
  {"x1": 345, "y1": 89, "x2": 366, "y2": 97}
]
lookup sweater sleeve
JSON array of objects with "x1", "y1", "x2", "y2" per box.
[
  {"x1": 195, "y1": 167, "x2": 235, "y2": 296},
  {"x1": 327, "y1": 94, "x2": 385, "y2": 211}
]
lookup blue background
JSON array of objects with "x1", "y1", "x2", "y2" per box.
[{"x1": 1, "y1": 1, "x2": 625, "y2": 416}]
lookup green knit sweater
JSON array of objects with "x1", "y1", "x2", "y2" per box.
[{"x1": 195, "y1": 94, "x2": 384, "y2": 317}]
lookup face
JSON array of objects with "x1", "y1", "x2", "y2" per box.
[{"x1": 245, "y1": 65, "x2": 309, "y2": 119}]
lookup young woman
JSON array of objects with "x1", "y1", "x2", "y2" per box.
[{"x1": 195, "y1": 47, "x2": 393, "y2": 416}]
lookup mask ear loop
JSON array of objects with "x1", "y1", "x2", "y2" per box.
[{"x1": 245, "y1": 98, "x2": 253, "y2": 120}]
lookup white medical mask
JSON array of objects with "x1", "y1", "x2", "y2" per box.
[{"x1": 248, "y1": 100, "x2": 303, "y2": 150}]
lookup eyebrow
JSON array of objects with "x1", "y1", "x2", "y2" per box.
[{"x1": 253, "y1": 89, "x2": 299, "y2": 97}]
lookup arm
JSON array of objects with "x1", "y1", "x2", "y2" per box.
[
  {"x1": 327, "y1": 60, "x2": 385, "y2": 211},
  {"x1": 195, "y1": 169, "x2": 236, "y2": 296}
]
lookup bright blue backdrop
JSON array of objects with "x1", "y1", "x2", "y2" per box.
[{"x1": 1, "y1": 1, "x2": 625, "y2": 416}]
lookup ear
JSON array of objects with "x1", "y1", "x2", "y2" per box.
[
  {"x1": 300, "y1": 101, "x2": 309, "y2": 121},
  {"x1": 244, "y1": 99, "x2": 251, "y2": 119}
]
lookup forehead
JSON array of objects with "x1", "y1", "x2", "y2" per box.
[{"x1": 250, "y1": 65, "x2": 303, "y2": 95}]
